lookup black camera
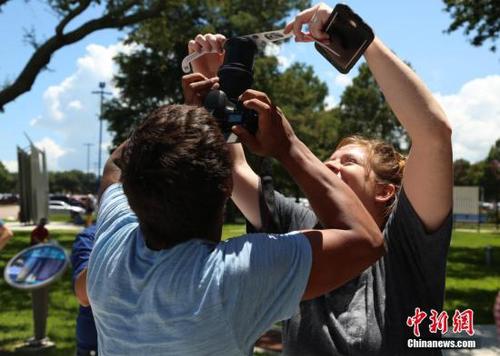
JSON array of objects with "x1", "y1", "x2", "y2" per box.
[{"x1": 203, "y1": 37, "x2": 258, "y2": 143}]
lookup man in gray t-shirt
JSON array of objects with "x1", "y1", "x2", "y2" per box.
[{"x1": 249, "y1": 186, "x2": 451, "y2": 355}]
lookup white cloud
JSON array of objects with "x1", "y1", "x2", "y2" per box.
[
  {"x1": 264, "y1": 42, "x2": 281, "y2": 57},
  {"x1": 41, "y1": 42, "x2": 135, "y2": 124},
  {"x1": 278, "y1": 53, "x2": 296, "y2": 70},
  {"x1": 2, "y1": 160, "x2": 18, "y2": 173},
  {"x1": 434, "y1": 75, "x2": 500, "y2": 163},
  {"x1": 101, "y1": 141, "x2": 111, "y2": 151},
  {"x1": 324, "y1": 95, "x2": 337, "y2": 110},
  {"x1": 68, "y1": 100, "x2": 83, "y2": 110},
  {"x1": 30, "y1": 115, "x2": 41, "y2": 127},
  {"x1": 263, "y1": 42, "x2": 295, "y2": 70},
  {"x1": 334, "y1": 74, "x2": 352, "y2": 87},
  {"x1": 34, "y1": 137, "x2": 67, "y2": 170},
  {"x1": 34, "y1": 41, "x2": 136, "y2": 172},
  {"x1": 76, "y1": 43, "x2": 136, "y2": 79},
  {"x1": 44, "y1": 80, "x2": 70, "y2": 121}
]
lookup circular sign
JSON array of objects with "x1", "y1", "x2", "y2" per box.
[{"x1": 4, "y1": 243, "x2": 69, "y2": 290}]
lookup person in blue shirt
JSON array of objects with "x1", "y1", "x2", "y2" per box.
[
  {"x1": 71, "y1": 224, "x2": 98, "y2": 356},
  {"x1": 87, "y1": 99, "x2": 384, "y2": 355}
]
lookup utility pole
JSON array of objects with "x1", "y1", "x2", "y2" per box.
[
  {"x1": 491, "y1": 159, "x2": 500, "y2": 230},
  {"x1": 83, "y1": 143, "x2": 93, "y2": 175},
  {"x1": 92, "y1": 82, "x2": 111, "y2": 185}
]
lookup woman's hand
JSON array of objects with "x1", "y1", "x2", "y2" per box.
[
  {"x1": 188, "y1": 33, "x2": 226, "y2": 78},
  {"x1": 284, "y1": 2, "x2": 332, "y2": 42}
]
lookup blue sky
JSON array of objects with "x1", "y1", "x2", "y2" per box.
[{"x1": 1, "y1": 0, "x2": 499, "y2": 174}]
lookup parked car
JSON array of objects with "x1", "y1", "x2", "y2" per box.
[
  {"x1": 49, "y1": 200, "x2": 85, "y2": 216},
  {"x1": 49, "y1": 194, "x2": 86, "y2": 208},
  {"x1": 0, "y1": 193, "x2": 19, "y2": 204}
]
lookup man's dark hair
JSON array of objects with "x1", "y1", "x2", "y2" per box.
[{"x1": 121, "y1": 104, "x2": 232, "y2": 250}]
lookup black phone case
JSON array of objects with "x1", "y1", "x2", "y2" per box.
[{"x1": 315, "y1": 4, "x2": 374, "y2": 74}]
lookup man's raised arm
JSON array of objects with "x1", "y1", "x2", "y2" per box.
[
  {"x1": 234, "y1": 90, "x2": 385, "y2": 300},
  {"x1": 97, "y1": 140, "x2": 128, "y2": 203}
]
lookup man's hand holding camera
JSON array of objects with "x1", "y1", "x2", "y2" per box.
[
  {"x1": 233, "y1": 90, "x2": 296, "y2": 160},
  {"x1": 182, "y1": 73, "x2": 219, "y2": 106}
]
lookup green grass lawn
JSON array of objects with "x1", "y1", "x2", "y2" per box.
[
  {"x1": 444, "y1": 231, "x2": 500, "y2": 324},
  {"x1": 0, "y1": 227, "x2": 497, "y2": 354},
  {"x1": 0, "y1": 231, "x2": 79, "y2": 355},
  {"x1": 47, "y1": 212, "x2": 74, "y2": 223},
  {"x1": 222, "y1": 223, "x2": 246, "y2": 240}
]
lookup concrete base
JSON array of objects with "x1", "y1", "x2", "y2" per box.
[
  {"x1": 443, "y1": 324, "x2": 500, "y2": 355},
  {"x1": 14, "y1": 337, "x2": 55, "y2": 352}
]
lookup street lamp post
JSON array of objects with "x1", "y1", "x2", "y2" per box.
[
  {"x1": 83, "y1": 143, "x2": 93, "y2": 176},
  {"x1": 92, "y1": 82, "x2": 111, "y2": 186},
  {"x1": 491, "y1": 159, "x2": 500, "y2": 230}
]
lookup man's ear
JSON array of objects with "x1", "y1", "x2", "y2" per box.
[{"x1": 375, "y1": 183, "x2": 396, "y2": 204}]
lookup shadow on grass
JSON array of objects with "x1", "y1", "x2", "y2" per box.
[
  {"x1": 445, "y1": 244, "x2": 500, "y2": 324},
  {"x1": 0, "y1": 346, "x2": 76, "y2": 356},
  {"x1": 445, "y1": 288, "x2": 498, "y2": 324},
  {"x1": 446, "y1": 246, "x2": 500, "y2": 280}
]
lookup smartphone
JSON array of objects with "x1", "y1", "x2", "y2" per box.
[{"x1": 314, "y1": 4, "x2": 374, "y2": 74}]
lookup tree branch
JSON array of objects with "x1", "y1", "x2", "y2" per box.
[
  {"x1": 55, "y1": 0, "x2": 92, "y2": 37},
  {"x1": 0, "y1": 0, "x2": 10, "y2": 11},
  {"x1": 0, "y1": 1, "x2": 166, "y2": 111}
]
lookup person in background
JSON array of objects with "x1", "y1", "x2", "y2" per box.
[
  {"x1": 84, "y1": 196, "x2": 96, "y2": 227},
  {"x1": 0, "y1": 219, "x2": 14, "y2": 251},
  {"x1": 71, "y1": 224, "x2": 98, "y2": 356},
  {"x1": 494, "y1": 291, "x2": 500, "y2": 338},
  {"x1": 30, "y1": 218, "x2": 49, "y2": 245}
]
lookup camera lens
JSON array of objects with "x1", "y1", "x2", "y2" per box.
[{"x1": 218, "y1": 37, "x2": 257, "y2": 101}]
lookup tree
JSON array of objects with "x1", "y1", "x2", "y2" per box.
[
  {"x1": 452, "y1": 158, "x2": 486, "y2": 186},
  {"x1": 482, "y1": 138, "x2": 500, "y2": 200},
  {"x1": 49, "y1": 170, "x2": 97, "y2": 194},
  {"x1": 0, "y1": 0, "x2": 171, "y2": 111},
  {"x1": 103, "y1": 0, "x2": 310, "y2": 146},
  {"x1": 442, "y1": 0, "x2": 500, "y2": 52},
  {"x1": 453, "y1": 158, "x2": 472, "y2": 185},
  {"x1": 475, "y1": 138, "x2": 500, "y2": 226},
  {"x1": 250, "y1": 60, "x2": 334, "y2": 197},
  {"x1": 453, "y1": 158, "x2": 487, "y2": 187},
  {"x1": 0, "y1": 161, "x2": 16, "y2": 193},
  {"x1": 469, "y1": 161, "x2": 487, "y2": 187},
  {"x1": 337, "y1": 63, "x2": 409, "y2": 152}
]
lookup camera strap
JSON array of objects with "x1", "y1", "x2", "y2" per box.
[
  {"x1": 245, "y1": 156, "x2": 281, "y2": 234},
  {"x1": 259, "y1": 157, "x2": 281, "y2": 233},
  {"x1": 182, "y1": 30, "x2": 292, "y2": 73}
]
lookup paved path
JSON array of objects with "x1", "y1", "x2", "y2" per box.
[
  {"x1": 442, "y1": 325, "x2": 500, "y2": 355},
  {"x1": 0, "y1": 204, "x2": 18, "y2": 220},
  {"x1": 5, "y1": 221, "x2": 83, "y2": 232},
  {"x1": 254, "y1": 325, "x2": 499, "y2": 355},
  {"x1": 454, "y1": 228, "x2": 499, "y2": 234}
]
